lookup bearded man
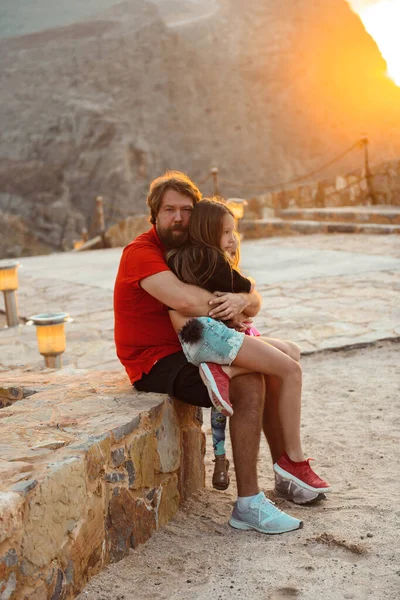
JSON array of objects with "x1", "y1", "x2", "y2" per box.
[{"x1": 114, "y1": 171, "x2": 321, "y2": 535}]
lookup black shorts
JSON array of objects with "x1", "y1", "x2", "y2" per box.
[{"x1": 133, "y1": 351, "x2": 212, "y2": 408}]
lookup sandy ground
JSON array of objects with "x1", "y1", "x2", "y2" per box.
[{"x1": 77, "y1": 341, "x2": 400, "y2": 600}]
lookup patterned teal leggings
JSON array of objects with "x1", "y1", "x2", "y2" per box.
[{"x1": 211, "y1": 407, "x2": 227, "y2": 456}]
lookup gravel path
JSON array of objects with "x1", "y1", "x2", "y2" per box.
[{"x1": 77, "y1": 341, "x2": 400, "y2": 600}]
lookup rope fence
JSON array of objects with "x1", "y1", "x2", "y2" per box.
[
  {"x1": 197, "y1": 172, "x2": 213, "y2": 186},
  {"x1": 216, "y1": 141, "x2": 361, "y2": 192},
  {"x1": 323, "y1": 174, "x2": 366, "y2": 199},
  {"x1": 198, "y1": 137, "x2": 379, "y2": 204}
]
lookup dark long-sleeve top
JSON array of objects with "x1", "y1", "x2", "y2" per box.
[{"x1": 167, "y1": 248, "x2": 252, "y2": 294}]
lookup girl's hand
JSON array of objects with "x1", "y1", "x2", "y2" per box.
[
  {"x1": 225, "y1": 315, "x2": 252, "y2": 332},
  {"x1": 242, "y1": 318, "x2": 254, "y2": 329},
  {"x1": 208, "y1": 292, "x2": 249, "y2": 320}
]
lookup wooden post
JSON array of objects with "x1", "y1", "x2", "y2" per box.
[
  {"x1": 211, "y1": 167, "x2": 220, "y2": 197},
  {"x1": 3, "y1": 291, "x2": 19, "y2": 327},
  {"x1": 360, "y1": 134, "x2": 377, "y2": 205},
  {"x1": 88, "y1": 196, "x2": 107, "y2": 248},
  {"x1": 95, "y1": 197, "x2": 105, "y2": 233}
]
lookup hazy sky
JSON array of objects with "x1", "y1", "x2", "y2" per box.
[
  {"x1": 347, "y1": 0, "x2": 400, "y2": 85},
  {"x1": 347, "y1": 0, "x2": 386, "y2": 10}
]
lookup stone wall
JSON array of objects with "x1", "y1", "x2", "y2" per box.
[
  {"x1": 0, "y1": 369, "x2": 205, "y2": 599},
  {"x1": 0, "y1": 211, "x2": 53, "y2": 260},
  {"x1": 249, "y1": 159, "x2": 400, "y2": 218}
]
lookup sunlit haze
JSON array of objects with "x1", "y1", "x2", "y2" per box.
[{"x1": 348, "y1": 0, "x2": 400, "y2": 86}]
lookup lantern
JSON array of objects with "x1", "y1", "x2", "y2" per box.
[
  {"x1": 226, "y1": 198, "x2": 248, "y2": 221},
  {"x1": 28, "y1": 312, "x2": 70, "y2": 369}
]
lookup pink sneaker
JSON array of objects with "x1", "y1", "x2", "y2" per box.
[
  {"x1": 273, "y1": 452, "x2": 331, "y2": 493},
  {"x1": 199, "y1": 363, "x2": 233, "y2": 416}
]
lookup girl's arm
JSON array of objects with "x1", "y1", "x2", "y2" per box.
[
  {"x1": 163, "y1": 248, "x2": 259, "y2": 320},
  {"x1": 205, "y1": 253, "x2": 253, "y2": 294},
  {"x1": 208, "y1": 255, "x2": 260, "y2": 319}
]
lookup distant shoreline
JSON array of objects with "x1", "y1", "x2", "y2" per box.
[
  {"x1": 0, "y1": 0, "x2": 122, "y2": 40},
  {"x1": 0, "y1": 0, "x2": 218, "y2": 40}
]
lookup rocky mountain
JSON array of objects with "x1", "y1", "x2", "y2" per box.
[{"x1": 0, "y1": 0, "x2": 399, "y2": 256}]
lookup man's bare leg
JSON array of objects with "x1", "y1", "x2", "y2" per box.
[
  {"x1": 229, "y1": 372, "x2": 264, "y2": 497},
  {"x1": 228, "y1": 372, "x2": 303, "y2": 533},
  {"x1": 262, "y1": 374, "x2": 326, "y2": 505},
  {"x1": 263, "y1": 374, "x2": 285, "y2": 463}
]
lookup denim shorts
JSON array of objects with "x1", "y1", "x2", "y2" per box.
[{"x1": 179, "y1": 317, "x2": 245, "y2": 367}]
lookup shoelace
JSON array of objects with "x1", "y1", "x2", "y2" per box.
[{"x1": 255, "y1": 495, "x2": 283, "y2": 518}]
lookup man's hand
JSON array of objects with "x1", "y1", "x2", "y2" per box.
[{"x1": 208, "y1": 291, "x2": 249, "y2": 320}]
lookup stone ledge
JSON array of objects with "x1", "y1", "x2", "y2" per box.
[
  {"x1": 280, "y1": 206, "x2": 400, "y2": 225},
  {"x1": 0, "y1": 368, "x2": 205, "y2": 599},
  {"x1": 241, "y1": 218, "x2": 400, "y2": 238}
]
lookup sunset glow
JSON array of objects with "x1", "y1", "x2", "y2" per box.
[{"x1": 353, "y1": 0, "x2": 400, "y2": 86}]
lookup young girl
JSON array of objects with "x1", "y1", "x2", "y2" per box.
[
  {"x1": 210, "y1": 231, "x2": 301, "y2": 491},
  {"x1": 166, "y1": 198, "x2": 330, "y2": 495}
]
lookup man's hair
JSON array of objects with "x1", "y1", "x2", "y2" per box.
[{"x1": 146, "y1": 170, "x2": 202, "y2": 225}]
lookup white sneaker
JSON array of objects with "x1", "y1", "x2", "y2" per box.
[{"x1": 274, "y1": 473, "x2": 326, "y2": 505}]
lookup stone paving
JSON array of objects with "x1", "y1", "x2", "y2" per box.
[{"x1": 0, "y1": 234, "x2": 398, "y2": 369}]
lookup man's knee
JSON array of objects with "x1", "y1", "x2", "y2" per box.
[
  {"x1": 277, "y1": 356, "x2": 302, "y2": 383},
  {"x1": 285, "y1": 341, "x2": 301, "y2": 362},
  {"x1": 287, "y1": 359, "x2": 302, "y2": 382}
]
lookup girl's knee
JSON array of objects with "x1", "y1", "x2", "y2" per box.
[{"x1": 287, "y1": 341, "x2": 301, "y2": 362}]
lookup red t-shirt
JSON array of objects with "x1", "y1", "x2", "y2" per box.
[{"x1": 114, "y1": 226, "x2": 182, "y2": 383}]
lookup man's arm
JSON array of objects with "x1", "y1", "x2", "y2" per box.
[
  {"x1": 140, "y1": 270, "x2": 214, "y2": 316},
  {"x1": 140, "y1": 271, "x2": 253, "y2": 318},
  {"x1": 209, "y1": 288, "x2": 262, "y2": 320},
  {"x1": 242, "y1": 288, "x2": 262, "y2": 317}
]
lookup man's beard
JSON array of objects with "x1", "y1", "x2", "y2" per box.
[{"x1": 157, "y1": 225, "x2": 188, "y2": 249}]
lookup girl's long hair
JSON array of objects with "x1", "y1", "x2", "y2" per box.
[
  {"x1": 228, "y1": 230, "x2": 241, "y2": 270},
  {"x1": 166, "y1": 198, "x2": 235, "y2": 288}
]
